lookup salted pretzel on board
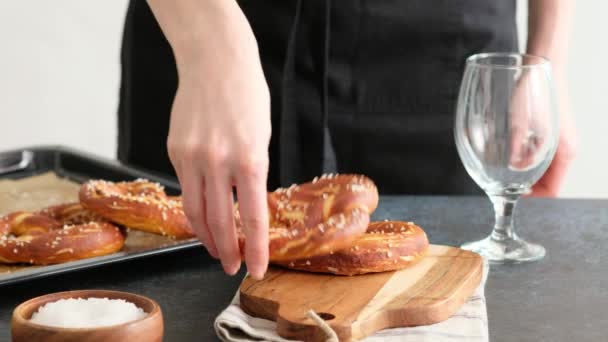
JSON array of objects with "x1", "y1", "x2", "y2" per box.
[
  {"x1": 235, "y1": 174, "x2": 380, "y2": 261},
  {"x1": 0, "y1": 203, "x2": 125, "y2": 265},
  {"x1": 275, "y1": 221, "x2": 429, "y2": 275},
  {"x1": 79, "y1": 179, "x2": 195, "y2": 239}
]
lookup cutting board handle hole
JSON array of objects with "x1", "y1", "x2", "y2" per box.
[{"x1": 317, "y1": 312, "x2": 335, "y2": 321}]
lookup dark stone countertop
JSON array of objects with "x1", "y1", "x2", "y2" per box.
[{"x1": 1, "y1": 196, "x2": 606, "y2": 341}]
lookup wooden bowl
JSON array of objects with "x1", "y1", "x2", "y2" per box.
[{"x1": 11, "y1": 289, "x2": 163, "y2": 342}]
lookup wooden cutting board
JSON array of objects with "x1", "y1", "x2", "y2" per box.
[{"x1": 240, "y1": 245, "x2": 482, "y2": 342}]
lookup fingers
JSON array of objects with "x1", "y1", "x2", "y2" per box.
[
  {"x1": 530, "y1": 134, "x2": 576, "y2": 197},
  {"x1": 508, "y1": 71, "x2": 549, "y2": 170},
  {"x1": 235, "y1": 159, "x2": 269, "y2": 280},
  {"x1": 178, "y1": 167, "x2": 218, "y2": 258},
  {"x1": 164, "y1": 54, "x2": 272, "y2": 278},
  {"x1": 168, "y1": 135, "x2": 219, "y2": 258},
  {"x1": 529, "y1": 161, "x2": 559, "y2": 197},
  {"x1": 206, "y1": 168, "x2": 242, "y2": 275},
  {"x1": 509, "y1": 123, "x2": 528, "y2": 169},
  {"x1": 508, "y1": 88, "x2": 532, "y2": 169}
]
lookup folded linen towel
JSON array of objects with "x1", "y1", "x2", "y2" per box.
[{"x1": 215, "y1": 260, "x2": 489, "y2": 342}]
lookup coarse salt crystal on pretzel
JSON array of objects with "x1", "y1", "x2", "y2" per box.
[
  {"x1": 79, "y1": 179, "x2": 194, "y2": 239},
  {"x1": 0, "y1": 203, "x2": 125, "y2": 265},
  {"x1": 236, "y1": 174, "x2": 379, "y2": 261}
]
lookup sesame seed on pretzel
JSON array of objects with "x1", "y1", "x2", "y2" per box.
[
  {"x1": 236, "y1": 174, "x2": 379, "y2": 261},
  {"x1": 79, "y1": 179, "x2": 194, "y2": 239},
  {"x1": 0, "y1": 203, "x2": 125, "y2": 265}
]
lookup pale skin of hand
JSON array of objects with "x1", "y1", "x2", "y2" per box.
[
  {"x1": 147, "y1": 0, "x2": 271, "y2": 279},
  {"x1": 526, "y1": 0, "x2": 577, "y2": 197}
]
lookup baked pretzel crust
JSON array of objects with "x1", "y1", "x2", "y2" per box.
[
  {"x1": 236, "y1": 174, "x2": 379, "y2": 261},
  {"x1": 0, "y1": 203, "x2": 125, "y2": 265},
  {"x1": 79, "y1": 179, "x2": 194, "y2": 238},
  {"x1": 77, "y1": 175, "x2": 428, "y2": 276},
  {"x1": 276, "y1": 221, "x2": 429, "y2": 275}
]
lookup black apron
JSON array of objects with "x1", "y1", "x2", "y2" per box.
[{"x1": 118, "y1": 0, "x2": 518, "y2": 195}]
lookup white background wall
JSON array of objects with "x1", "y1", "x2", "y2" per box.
[
  {"x1": 0, "y1": 1, "x2": 127, "y2": 158},
  {"x1": 0, "y1": 1, "x2": 604, "y2": 198}
]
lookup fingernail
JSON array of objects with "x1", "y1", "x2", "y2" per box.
[
  {"x1": 250, "y1": 265, "x2": 267, "y2": 280},
  {"x1": 251, "y1": 271, "x2": 265, "y2": 280},
  {"x1": 224, "y1": 262, "x2": 241, "y2": 276}
]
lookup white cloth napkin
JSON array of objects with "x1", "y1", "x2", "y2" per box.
[{"x1": 215, "y1": 260, "x2": 489, "y2": 342}]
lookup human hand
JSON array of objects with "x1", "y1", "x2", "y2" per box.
[
  {"x1": 529, "y1": 99, "x2": 576, "y2": 197},
  {"x1": 509, "y1": 68, "x2": 576, "y2": 197},
  {"x1": 148, "y1": 0, "x2": 272, "y2": 279}
]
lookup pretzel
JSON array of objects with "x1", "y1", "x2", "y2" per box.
[
  {"x1": 275, "y1": 221, "x2": 429, "y2": 275},
  {"x1": 236, "y1": 174, "x2": 379, "y2": 261},
  {"x1": 79, "y1": 174, "x2": 380, "y2": 263},
  {"x1": 0, "y1": 203, "x2": 125, "y2": 265},
  {"x1": 79, "y1": 179, "x2": 194, "y2": 239}
]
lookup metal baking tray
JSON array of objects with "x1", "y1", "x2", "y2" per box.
[{"x1": 0, "y1": 146, "x2": 202, "y2": 286}]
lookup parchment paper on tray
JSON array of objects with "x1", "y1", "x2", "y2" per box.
[{"x1": 0, "y1": 172, "x2": 197, "y2": 276}]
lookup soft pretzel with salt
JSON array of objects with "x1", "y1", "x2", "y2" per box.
[
  {"x1": 276, "y1": 221, "x2": 429, "y2": 275},
  {"x1": 0, "y1": 203, "x2": 125, "y2": 265},
  {"x1": 236, "y1": 174, "x2": 379, "y2": 261},
  {"x1": 81, "y1": 175, "x2": 377, "y2": 261},
  {"x1": 79, "y1": 179, "x2": 194, "y2": 239}
]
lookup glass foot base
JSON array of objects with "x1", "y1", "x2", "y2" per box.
[{"x1": 461, "y1": 234, "x2": 545, "y2": 264}]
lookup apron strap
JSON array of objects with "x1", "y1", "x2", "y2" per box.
[
  {"x1": 279, "y1": 0, "x2": 334, "y2": 186},
  {"x1": 321, "y1": 0, "x2": 337, "y2": 174},
  {"x1": 279, "y1": 0, "x2": 303, "y2": 186}
]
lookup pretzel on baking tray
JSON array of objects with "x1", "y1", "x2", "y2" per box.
[
  {"x1": 79, "y1": 179, "x2": 194, "y2": 239},
  {"x1": 275, "y1": 221, "x2": 429, "y2": 275},
  {"x1": 236, "y1": 174, "x2": 379, "y2": 261},
  {"x1": 0, "y1": 203, "x2": 125, "y2": 265}
]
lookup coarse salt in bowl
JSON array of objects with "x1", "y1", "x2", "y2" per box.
[
  {"x1": 30, "y1": 297, "x2": 148, "y2": 328},
  {"x1": 12, "y1": 290, "x2": 163, "y2": 342}
]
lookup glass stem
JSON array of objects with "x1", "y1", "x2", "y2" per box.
[{"x1": 489, "y1": 194, "x2": 520, "y2": 241}]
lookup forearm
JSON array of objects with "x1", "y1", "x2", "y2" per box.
[
  {"x1": 146, "y1": 0, "x2": 259, "y2": 75},
  {"x1": 527, "y1": 0, "x2": 572, "y2": 76}
]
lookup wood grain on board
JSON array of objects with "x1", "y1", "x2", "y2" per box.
[{"x1": 240, "y1": 245, "x2": 482, "y2": 342}]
